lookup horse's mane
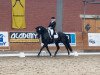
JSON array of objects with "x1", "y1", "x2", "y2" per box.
[{"x1": 39, "y1": 26, "x2": 48, "y2": 32}]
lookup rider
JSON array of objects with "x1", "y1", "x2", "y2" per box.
[{"x1": 48, "y1": 17, "x2": 56, "y2": 40}]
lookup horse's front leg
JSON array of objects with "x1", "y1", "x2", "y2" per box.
[
  {"x1": 37, "y1": 45, "x2": 45, "y2": 56},
  {"x1": 45, "y1": 45, "x2": 52, "y2": 57},
  {"x1": 54, "y1": 43, "x2": 60, "y2": 57}
]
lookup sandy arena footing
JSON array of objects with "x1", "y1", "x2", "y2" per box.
[{"x1": 0, "y1": 55, "x2": 100, "y2": 75}]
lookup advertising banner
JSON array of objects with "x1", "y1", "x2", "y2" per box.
[
  {"x1": 10, "y1": 32, "x2": 39, "y2": 43},
  {"x1": 88, "y1": 33, "x2": 100, "y2": 46},
  {"x1": 0, "y1": 32, "x2": 9, "y2": 47}
]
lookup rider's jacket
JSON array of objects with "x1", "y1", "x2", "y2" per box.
[{"x1": 48, "y1": 21, "x2": 56, "y2": 30}]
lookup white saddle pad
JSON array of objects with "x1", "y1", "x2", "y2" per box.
[{"x1": 54, "y1": 34, "x2": 58, "y2": 39}]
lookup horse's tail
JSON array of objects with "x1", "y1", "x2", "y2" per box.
[
  {"x1": 65, "y1": 37, "x2": 73, "y2": 52},
  {"x1": 67, "y1": 43, "x2": 73, "y2": 52},
  {"x1": 66, "y1": 36, "x2": 73, "y2": 52}
]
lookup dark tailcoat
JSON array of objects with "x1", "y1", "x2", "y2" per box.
[
  {"x1": 48, "y1": 21, "x2": 56, "y2": 35},
  {"x1": 48, "y1": 21, "x2": 56, "y2": 30}
]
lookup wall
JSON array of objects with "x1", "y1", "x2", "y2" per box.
[{"x1": 0, "y1": 0, "x2": 100, "y2": 51}]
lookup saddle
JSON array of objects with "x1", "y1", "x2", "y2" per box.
[{"x1": 47, "y1": 27, "x2": 58, "y2": 39}]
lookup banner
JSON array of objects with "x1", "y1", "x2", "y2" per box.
[
  {"x1": 12, "y1": 0, "x2": 26, "y2": 29},
  {"x1": 10, "y1": 32, "x2": 39, "y2": 43},
  {"x1": 0, "y1": 32, "x2": 9, "y2": 47},
  {"x1": 88, "y1": 33, "x2": 100, "y2": 46}
]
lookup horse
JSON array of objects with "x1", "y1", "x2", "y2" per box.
[{"x1": 35, "y1": 26, "x2": 73, "y2": 56}]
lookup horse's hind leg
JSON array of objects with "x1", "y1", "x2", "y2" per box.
[
  {"x1": 37, "y1": 45, "x2": 45, "y2": 56},
  {"x1": 64, "y1": 43, "x2": 70, "y2": 56},
  {"x1": 54, "y1": 43, "x2": 60, "y2": 57}
]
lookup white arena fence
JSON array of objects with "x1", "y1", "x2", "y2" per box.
[{"x1": 0, "y1": 51, "x2": 100, "y2": 57}]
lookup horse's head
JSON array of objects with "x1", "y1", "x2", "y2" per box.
[
  {"x1": 35, "y1": 26, "x2": 45, "y2": 34},
  {"x1": 35, "y1": 26, "x2": 47, "y2": 38}
]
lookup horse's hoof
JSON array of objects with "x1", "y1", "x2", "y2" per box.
[
  {"x1": 50, "y1": 55, "x2": 53, "y2": 57},
  {"x1": 53, "y1": 55, "x2": 56, "y2": 57},
  {"x1": 68, "y1": 54, "x2": 71, "y2": 57},
  {"x1": 37, "y1": 55, "x2": 40, "y2": 57}
]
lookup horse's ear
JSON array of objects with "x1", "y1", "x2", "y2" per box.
[{"x1": 35, "y1": 27, "x2": 37, "y2": 30}]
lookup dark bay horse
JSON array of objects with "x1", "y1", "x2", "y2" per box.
[{"x1": 35, "y1": 26, "x2": 73, "y2": 56}]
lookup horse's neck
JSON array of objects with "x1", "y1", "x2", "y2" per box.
[
  {"x1": 41, "y1": 30, "x2": 49, "y2": 39},
  {"x1": 41, "y1": 31, "x2": 48, "y2": 37},
  {"x1": 42, "y1": 28, "x2": 48, "y2": 34}
]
